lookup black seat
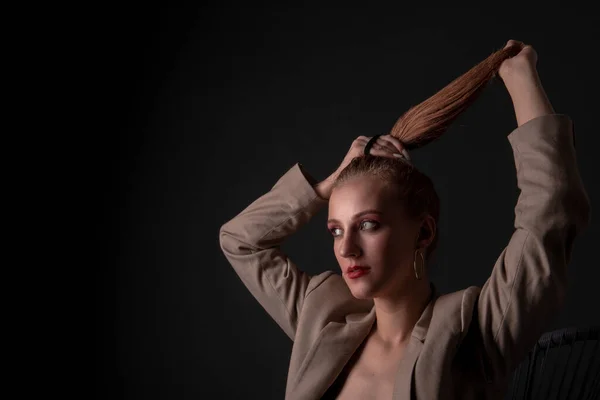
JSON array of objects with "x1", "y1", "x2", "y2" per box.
[{"x1": 505, "y1": 326, "x2": 600, "y2": 400}]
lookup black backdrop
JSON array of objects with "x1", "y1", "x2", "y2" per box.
[{"x1": 95, "y1": 5, "x2": 599, "y2": 399}]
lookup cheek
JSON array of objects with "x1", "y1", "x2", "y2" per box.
[
  {"x1": 365, "y1": 232, "x2": 396, "y2": 259},
  {"x1": 376, "y1": 230, "x2": 413, "y2": 263}
]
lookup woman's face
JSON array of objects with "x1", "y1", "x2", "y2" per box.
[{"x1": 327, "y1": 175, "x2": 422, "y2": 299}]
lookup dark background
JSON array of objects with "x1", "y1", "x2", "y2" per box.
[{"x1": 95, "y1": 5, "x2": 599, "y2": 399}]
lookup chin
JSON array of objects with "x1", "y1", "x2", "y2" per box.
[
  {"x1": 350, "y1": 291, "x2": 375, "y2": 300},
  {"x1": 345, "y1": 280, "x2": 377, "y2": 300}
]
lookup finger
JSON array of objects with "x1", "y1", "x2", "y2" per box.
[
  {"x1": 369, "y1": 146, "x2": 408, "y2": 161},
  {"x1": 372, "y1": 136, "x2": 399, "y2": 154},
  {"x1": 380, "y1": 135, "x2": 411, "y2": 160},
  {"x1": 361, "y1": 136, "x2": 392, "y2": 155},
  {"x1": 379, "y1": 135, "x2": 406, "y2": 154},
  {"x1": 505, "y1": 39, "x2": 525, "y2": 50},
  {"x1": 354, "y1": 136, "x2": 370, "y2": 153},
  {"x1": 368, "y1": 146, "x2": 394, "y2": 157}
]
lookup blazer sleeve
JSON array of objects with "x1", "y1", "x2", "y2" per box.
[
  {"x1": 219, "y1": 162, "x2": 329, "y2": 340},
  {"x1": 476, "y1": 114, "x2": 591, "y2": 381}
]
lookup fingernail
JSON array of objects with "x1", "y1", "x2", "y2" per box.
[{"x1": 393, "y1": 153, "x2": 404, "y2": 158}]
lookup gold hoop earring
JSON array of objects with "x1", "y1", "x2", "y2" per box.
[{"x1": 414, "y1": 248, "x2": 425, "y2": 280}]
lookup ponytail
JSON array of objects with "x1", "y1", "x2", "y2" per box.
[
  {"x1": 333, "y1": 42, "x2": 524, "y2": 262},
  {"x1": 388, "y1": 43, "x2": 523, "y2": 149}
]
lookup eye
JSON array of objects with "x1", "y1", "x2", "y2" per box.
[
  {"x1": 328, "y1": 220, "x2": 379, "y2": 238},
  {"x1": 329, "y1": 227, "x2": 343, "y2": 237},
  {"x1": 360, "y1": 220, "x2": 379, "y2": 230}
]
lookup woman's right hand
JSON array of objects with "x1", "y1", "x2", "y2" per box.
[{"x1": 314, "y1": 134, "x2": 409, "y2": 200}]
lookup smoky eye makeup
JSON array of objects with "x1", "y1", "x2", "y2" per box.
[
  {"x1": 360, "y1": 220, "x2": 379, "y2": 229},
  {"x1": 327, "y1": 219, "x2": 381, "y2": 237}
]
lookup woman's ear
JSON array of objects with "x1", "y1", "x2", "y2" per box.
[{"x1": 415, "y1": 215, "x2": 436, "y2": 250}]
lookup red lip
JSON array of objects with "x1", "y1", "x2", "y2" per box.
[
  {"x1": 346, "y1": 265, "x2": 369, "y2": 273},
  {"x1": 346, "y1": 268, "x2": 370, "y2": 279},
  {"x1": 345, "y1": 266, "x2": 370, "y2": 279}
]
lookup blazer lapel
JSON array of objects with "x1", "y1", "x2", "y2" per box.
[
  {"x1": 288, "y1": 283, "x2": 438, "y2": 400},
  {"x1": 391, "y1": 335, "x2": 424, "y2": 400},
  {"x1": 392, "y1": 284, "x2": 437, "y2": 400},
  {"x1": 288, "y1": 306, "x2": 377, "y2": 400}
]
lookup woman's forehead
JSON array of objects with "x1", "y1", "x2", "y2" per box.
[{"x1": 328, "y1": 178, "x2": 403, "y2": 220}]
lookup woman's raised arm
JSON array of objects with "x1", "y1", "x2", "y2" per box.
[
  {"x1": 219, "y1": 136, "x2": 407, "y2": 340},
  {"x1": 474, "y1": 42, "x2": 591, "y2": 383},
  {"x1": 219, "y1": 163, "x2": 330, "y2": 340}
]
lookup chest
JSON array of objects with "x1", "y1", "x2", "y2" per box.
[{"x1": 327, "y1": 336, "x2": 408, "y2": 400}]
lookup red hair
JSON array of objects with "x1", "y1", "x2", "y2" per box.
[{"x1": 333, "y1": 43, "x2": 524, "y2": 261}]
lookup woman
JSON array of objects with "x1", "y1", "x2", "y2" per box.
[{"x1": 219, "y1": 40, "x2": 590, "y2": 399}]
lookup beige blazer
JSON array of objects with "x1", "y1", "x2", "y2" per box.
[{"x1": 219, "y1": 114, "x2": 591, "y2": 399}]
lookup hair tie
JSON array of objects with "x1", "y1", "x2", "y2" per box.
[{"x1": 363, "y1": 135, "x2": 381, "y2": 156}]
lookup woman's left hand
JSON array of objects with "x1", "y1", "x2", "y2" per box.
[
  {"x1": 498, "y1": 40, "x2": 539, "y2": 84},
  {"x1": 498, "y1": 40, "x2": 554, "y2": 126}
]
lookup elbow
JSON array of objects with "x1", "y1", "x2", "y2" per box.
[
  {"x1": 219, "y1": 223, "x2": 235, "y2": 255},
  {"x1": 219, "y1": 222, "x2": 255, "y2": 257}
]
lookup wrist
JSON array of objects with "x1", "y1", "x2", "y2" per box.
[
  {"x1": 504, "y1": 74, "x2": 555, "y2": 127},
  {"x1": 298, "y1": 163, "x2": 318, "y2": 186},
  {"x1": 315, "y1": 171, "x2": 340, "y2": 200},
  {"x1": 314, "y1": 179, "x2": 333, "y2": 200},
  {"x1": 502, "y1": 69, "x2": 541, "y2": 97}
]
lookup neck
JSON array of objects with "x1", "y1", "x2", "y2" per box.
[{"x1": 371, "y1": 279, "x2": 433, "y2": 348}]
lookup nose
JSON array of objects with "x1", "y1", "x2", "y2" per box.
[{"x1": 339, "y1": 232, "x2": 362, "y2": 258}]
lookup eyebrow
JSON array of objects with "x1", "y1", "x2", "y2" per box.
[{"x1": 327, "y1": 209, "x2": 383, "y2": 224}]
